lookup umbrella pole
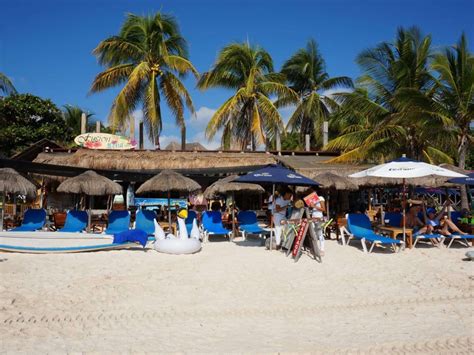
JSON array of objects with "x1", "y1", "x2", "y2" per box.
[
  {"x1": 402, "y1": 178, "x2": 407, "y2": 247},
  {"x1": 270, "y1": 184, "x2": 275, "y2": 251},
  {"x1": 87, "y1": 195, "x2": 92, "y2": 233},
  {"x1": 232, "y1": 191, "x2": 235, "y2": 240},
  {"x1": 1, "y1": 189, "x2": 5, "y2": 231},
  {"x1": 168, "y1": 191, "x2": 172, "y2": 234}
]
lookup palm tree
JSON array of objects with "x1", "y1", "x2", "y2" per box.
[
  {"x1": 197, "y1": 42, "x2": 296, "y2": 150},
  {"x1": 90, "y1": 12, "x2": 198, "y2": 147},
  {"x1": 0, "y1": 72, "x2": 17, "y2": 96},
  {"x1": 431, "y1": 33, "x2": 473, "y2": 171},
  {"x1": 278, "y1": 39, "x2": 353, "y2": 148},
  {"x1": 326, "y1": 27, "x2": 452, "y2": 163},
  {"x1": 63, "y1": 105, "x2": 97, "y2": 136}
]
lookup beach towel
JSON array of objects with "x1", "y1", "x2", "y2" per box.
[{"x1": 113, "y1": 229, "x2": 148, "y2": 247}]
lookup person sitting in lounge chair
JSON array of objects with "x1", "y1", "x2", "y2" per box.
[
  {"x1": 406, "y1": 206, "x2": 431, "y2": 235},
  {"x1": 426, "y1": 207, "x2": 467, "y2": 236}
]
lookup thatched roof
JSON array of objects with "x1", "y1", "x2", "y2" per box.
[
  {"x1": 136, "y1": 170, "x2": 201, "y2": 194},
  {"x1": 163, "y1": 142, "x2": 207, "y2": 151},
  {"x1": 0, "y1": 168, "x2": 37, "y2": 198},
  {"x1": 57, "y1": 170, "x2": 123, "y2": 196},
  {"x1": 34, "y1": 149, "x2": 276, "y2": 171},
  {"x1": 203, "y1": 175, "x2": 265, "y2": 198},
  {"x1": 312, "y1": 172, "x2": 358, "y2": 190}
]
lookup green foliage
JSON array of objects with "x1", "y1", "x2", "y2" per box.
[
  {"x1": 0, "y1": 72, "x2": 17, "y2": 96},
  {"x1": 63, "y1": 105, "x2": 95, "y2": 137},
  {"x1": 91, "y1": 12, "x2": 198, "y2": 145},
  {"x1": 326, "y1": 27, "x2": 455, "y2": 164},
  {"x1": 198, "y1": 42, "x2": 296, "y2": 150},
  {"x1": 0, "y1": 94, "x2": 73, "y2": 156},
  {"x1": 278, "y1": 39, "x2": 353, "y2": 148}
]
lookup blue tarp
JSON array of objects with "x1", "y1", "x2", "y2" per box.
[
  {"x1": 113, "y1": 229, "x2": 148, "y2": 247},
  {"x1": 134, "y1": 198, "x2": 187, "y2": 210},
  {"x1": 235, "y1": 164, "x2": 319, "y2": 186}
]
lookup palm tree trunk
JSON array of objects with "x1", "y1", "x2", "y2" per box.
[{"x1": 458, "y1": 133, "x2": 469, "y2": 210}]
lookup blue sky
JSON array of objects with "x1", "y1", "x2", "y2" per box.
[{"x1": 1, "y1": 0, "x2": 473, "y2": 149}]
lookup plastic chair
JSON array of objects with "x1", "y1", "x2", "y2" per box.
[
  {"x1": 237, "y1": 211, "x2": 268, "y2": 239},
  {"x1": 135, "y1": 210, "x2": 157, "y2": 236},
  {"x1": 201, "y1": 211, "x2": 231, "y2": 242},
  {"x1": 185, "y1": 210, "x2": 197, "y2": 235},
  {"x1": 58, "y1": 210, "x2": 88, "y2": 232},
  {"x1": 105, "y1": 210, "x2": 130, "y2": 235},
  {"x1": 345, "y1": 213, "x2": 404, "y2": 253},
  {"x1": 10, "y1": 209, "x2": 47, "y2": 232}
]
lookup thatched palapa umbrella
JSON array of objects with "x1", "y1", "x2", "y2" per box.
[
  {"x1": 57, "y1": 170, "x2": 123, "y2": 231},
  {"x1": 0, "y1": 168, "x2": 37, "y2": 231},
  {"x1": 204, "y1": 175, "x2": 265, "y2": 237},
  {"x1": 313, "y1": 172, "x2": 358, "y2": 217},
  {"x1": 136, "y1": 170, "x2": 201, "y2": 232}
]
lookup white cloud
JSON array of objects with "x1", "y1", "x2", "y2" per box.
[{"x1": 186, "y1": 106, "x2": 216, "y2": 128}]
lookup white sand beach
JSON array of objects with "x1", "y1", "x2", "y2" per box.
[{"x1": 0, "y1": 239, "x2": 473, "y2": 353}]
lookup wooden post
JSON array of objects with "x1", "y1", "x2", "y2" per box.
[
  {"x1": 81, "y1": 113, "x2": 87, "y2": 134},
  {"x1": 95, "y1": 121, "x2": 100, "y2": 133},
  {"x1": 323, "y1": 121, "x2": 329, "y2": 147},
  {"x1": 276, "y1": 130, "x2": 281, "y2": 154},
  {"x1": 181, "y1": 125, "x2": 186, "y2": 151},
  {"x1": 129, "y1": 115, "x2": 135, "y2": 141},
  {"x1": 305, "y1": 134, "x2": 310, "y2": 151},
  {"x1": 139, "y1": 121, "x2": 144, "y2": 149}
]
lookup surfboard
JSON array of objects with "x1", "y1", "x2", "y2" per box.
[{"x1": 0, "y1": 231, "x2": 137, "y2": 254}]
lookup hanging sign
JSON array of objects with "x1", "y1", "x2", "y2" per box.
[{"x1": 74, "y1": 133, "x2": 137, "y2": 150}]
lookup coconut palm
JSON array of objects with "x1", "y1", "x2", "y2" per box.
[
  {"x1": 431, "y1": 33, "x2": 473, "y2": 170},
  {"x1": 278, "y1": 39, "x2": 353, "y2": 148},
  {"x1": 63, "y1": 105, "x2": 95, "y2": 136},
  {"x1": 0, "y1": 72, "x2": 17, "y2": 96},
  {"x1": 326, "y1": 27, "x2": 451, "y2": 163},
  {"x1": 198, "y1": 42, "x2": 296, "y2": 150},
  {"x1": 90, "y1": 12, "x2": 198, "y2": 146}
]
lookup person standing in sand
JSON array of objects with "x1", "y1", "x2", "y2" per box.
[
  {"x1": 273, "y1": 189, "x2": 292, "y2": 247},
  {"x1": 308, "y1": 190, "x2": 326, "y2": 255}
]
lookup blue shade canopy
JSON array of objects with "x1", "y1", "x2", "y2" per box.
[
  {"x1": 234, "y1": 164, "x2": 319, "y2": 186},
  {"x1": 448, "y1": 172, "x2": 474, "y2": 185}
]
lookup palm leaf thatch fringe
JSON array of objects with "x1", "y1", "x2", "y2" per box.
[{"x1": 57, "y1": 170, "x2": 122, "y2": 196}]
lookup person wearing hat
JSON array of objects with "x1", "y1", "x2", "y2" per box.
[{"x1": 425, "y1": 206, "x2": 467, "y2": 236}]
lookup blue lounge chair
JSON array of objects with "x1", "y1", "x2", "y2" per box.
[
  {"x1": 135, "y1": 210, "x2": 157, "y2": 237},
  {"x1": 237, "y1": 211, "x2": 268, "y2": 239},
  {"x1": 412, "y1": 233, "x2": 444, "y2": 248},
  {"x1": 201, "y1": 211, "x2": 231, "y2": 242},
  {"x1": 346, "y1": 213, "x2": 404, "y2": 253},
  {"x1": 58, "y1": 210, "x2": 88, "y2": 232},
  {"x1": 105, "y1": 210, "x2": 130, "y2": 235},
  {"x1": 443, "y1": 233, "x2": 474, "y2": 248},
  {"x1": 10, "y1": 209, "x2": 47, "y2": 232},
  {"x1": 185, "y1": 210, "x2": 198, "y2": 235},
  {"x1": 383, "y1": 212, "x2": 402, "y2": 227}
]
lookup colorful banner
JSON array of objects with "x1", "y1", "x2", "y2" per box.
[
  {"x1": 74, "y1": 133, "x2": 137, "y2": 150},
  {"x1": 134, "y1": 198, "x2": 187, "y2": 210},
  {"x1": 292, "y1": 219, "x2": 308, "y2": 257}
]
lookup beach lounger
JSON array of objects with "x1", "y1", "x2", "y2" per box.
[
  {"x1": 412, "y1": 233, "x2": 444, "y2": 248},
  {"x1": 237, "y1": 211, "x2": 268, "y2": 239},
  {"x1": 105, "y1": 210, "x2": 130, "y2": 235},
  {"x1": 185, "y1": 210, "x2": 197, "y2": 235},
  {"x1": 135, "y1": 210, "x2": 157, "y2": 237},
  {"x1": 443, "y1": 234, "x2": 474, "y2": 248},
  {"x1": 345, "y1": 213, "x2": 404, "y2": 253},
  {"x1": 201, "y1": 211, "x2": 231, "y2": 242},
  {"x1": 58, "y1": 210, "x2": 88, "y2": 233},
  {"x1": 10, "y1": 209, "x2": 47, "y2": 232}
]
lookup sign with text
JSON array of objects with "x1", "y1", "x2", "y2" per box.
[
  {"x1": 74, "y1": 133, "x2": 137, "y2": 150},
  {"x1": 292, "y1": 219, "x2": 309, "y2": 257}
]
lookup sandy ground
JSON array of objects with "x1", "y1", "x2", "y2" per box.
[{"x1": 0, "y1": 237, "x2": 473, "y2": 354}]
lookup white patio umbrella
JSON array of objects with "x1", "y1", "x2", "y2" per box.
[{"x1": 349, "y1": 155, "x2": 467, "y2": 246}]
